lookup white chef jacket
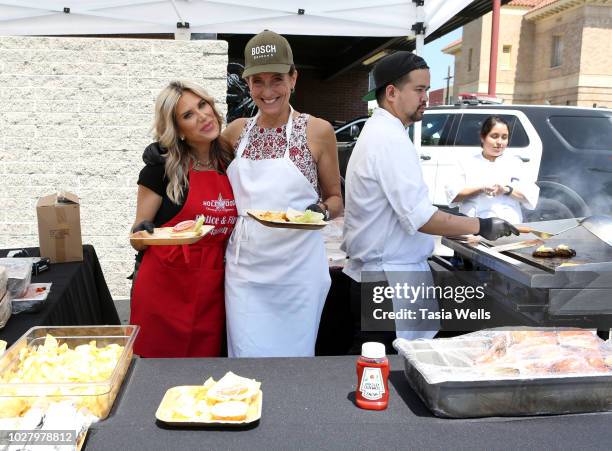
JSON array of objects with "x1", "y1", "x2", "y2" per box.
[
  {"x1": 342, "y1": 108, "x2": 438, "y2": 282},
  {"x1": 445, "y1": 152, "x2": 539, "y2": 224}
]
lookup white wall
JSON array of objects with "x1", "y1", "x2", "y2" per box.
[{"x1": 0, "y1": 36, "x2": 228, "y2": 298}]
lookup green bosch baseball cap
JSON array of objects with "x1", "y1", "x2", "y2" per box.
[{"x1": 243, "y1": 30, "x2": 294, "y2": 78}]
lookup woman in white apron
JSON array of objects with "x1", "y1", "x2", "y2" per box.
[
  {"x1": 222, "y1": 30, "x2": 343, "y2": 357},
  {"x1": 446, "y1": 116, "x2": 539, "y2": 223}
]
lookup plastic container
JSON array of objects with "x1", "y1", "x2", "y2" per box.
[
  {"x1": 0, "y1": 265, "x2": 7, "y2": 299},
  {"x1": 0, "y1": 258, "x2": 32, "y2": 298},
  {"x1": 356, "y1": 342, "x2": 389, "y2": 410},
  {"x1": 0, "y1": 292, "x2": 11, "y2": 329},
  {"x1": 0, "y1": 325, "x2": 139, "y2": 419},
  {"x1": 11, "y1": 283, "x2": 52, "y2": 314}
]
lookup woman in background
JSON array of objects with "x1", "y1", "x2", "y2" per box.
[{"x1": 446, "y1": 116, "x2": 539, "y2": 223}]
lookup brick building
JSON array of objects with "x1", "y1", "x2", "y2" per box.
[
  {"x1": 292, "y1": 68, "x2": 369, "y2": 123},
  {"x1": 443, "y1": 0, "x2": 612, "y2": 107}
]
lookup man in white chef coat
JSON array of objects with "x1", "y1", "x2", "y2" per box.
[{"x1": 342, "y1": 51, "x2": 518, "y2": 343}]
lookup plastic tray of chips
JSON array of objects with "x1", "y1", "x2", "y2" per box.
[{"x1": 0, "y1": 325, "x2": 138, "y2": 419}]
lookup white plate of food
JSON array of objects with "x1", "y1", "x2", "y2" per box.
[{"x1": 247, "y1": 208, "x2": 327, "y2": 230}]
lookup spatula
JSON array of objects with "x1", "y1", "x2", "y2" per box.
[
  {"x1": 516, "y1": 220, "x2": 581, "y2": 240},
  {"x1": 515, "y1": 226, "x2": 555, "y2": 239}
]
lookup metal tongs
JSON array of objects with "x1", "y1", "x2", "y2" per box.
[
  {"x1": 516, "y1": 219, "x2": 584, "y2": 240},
  {"x1": 516, "y1": 216, "x2": 612, "y2": 247}
]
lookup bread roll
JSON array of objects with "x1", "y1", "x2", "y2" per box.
[{"x1": 210, "y1": 401, "x2": 248, "y2": 421}]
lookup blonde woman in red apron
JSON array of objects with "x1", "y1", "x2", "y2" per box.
[
  {"x1": 222, "y1": 31, "x2": 343, "y2": 357},
  {"x1": 130, "y1": 81, "x2": 236, "y2": 357}
]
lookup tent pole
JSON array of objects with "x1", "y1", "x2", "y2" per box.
[
  {"x1": 412, "y1": 0, "x2": 426, "y2": 152},
  {"x1": 413, "y1": 32, "x2": 424, "y2": 151}
]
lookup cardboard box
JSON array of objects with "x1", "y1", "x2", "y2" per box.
[{"x1": 36, "y1": 192, "x2": 83, "y2": 263}]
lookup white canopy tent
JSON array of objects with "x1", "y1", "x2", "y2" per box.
[
  {"x1": 4, "y1": 0, "x2": 501, "y2": 154},
  {"x1": 0, "y1": 1, "x2": 474, "y2": 41},
  {"x1": 0, "y1": 0, "x2": 480, "y2": 145}
]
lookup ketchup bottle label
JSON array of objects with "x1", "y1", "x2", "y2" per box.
[{"x1": 359, "y1": 367, "x2": 386, "y2": 400}]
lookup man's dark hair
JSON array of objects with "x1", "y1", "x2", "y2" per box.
[{"x1": 375, "y1": 72, "x2": 413, "y2": 105}]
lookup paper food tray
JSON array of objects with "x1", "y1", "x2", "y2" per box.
[
  {"x1": 130, "y1": 225, "x2": 213, "y2": 246},
  {"x1": 155, "y1": 386, "x2": 262, "y2": 428}
]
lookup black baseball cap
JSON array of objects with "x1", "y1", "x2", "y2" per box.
[{"x1": 363, "y1": 51, "x2": 429, "y2": 101}]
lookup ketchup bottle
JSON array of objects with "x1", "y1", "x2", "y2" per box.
[{"x1": 356, "y1": 342, "x2": 390, "y2": 410}]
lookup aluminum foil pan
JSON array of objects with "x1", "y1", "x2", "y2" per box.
[{"x1": 394, "y1": 328, "x2": 612, "y2": 418}]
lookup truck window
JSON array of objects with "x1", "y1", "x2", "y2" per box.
[
  {"x1": 549, "y1": 116, "x2": 612, "y2": 151},
  {"x1": 421, "y1": 114, "x2": 451, "y2": 146},
  {"x1": 508, "y1": 120, "x2": 530, "y2": 147},
  {"x1": 335, "y1": 119, "x2": 366, "y2": 143}
]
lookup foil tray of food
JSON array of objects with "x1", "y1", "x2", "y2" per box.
[
  {"x1": 393, "y1": 328, "x2": 612, "y2": 418},
  {"x1": 0, "y1": 401, "x2": 96, "y2": 450}
]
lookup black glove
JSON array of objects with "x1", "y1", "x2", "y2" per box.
[
  {"x1": 478, "y1": 217, "x2": 520, "y2": 241},
  {"x1": 132, "y1": 220, "x2": 155, "y2": 234},
  {"x1": 305, "y1": 203, "x2": 329, "y2": 221},
  {"x1": 142, "y1": 142, "x2": 167, "y2": 166}
]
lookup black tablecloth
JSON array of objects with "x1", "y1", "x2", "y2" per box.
[
  {"x1": 317, "y1": 268, "x2": 397, "y2": 356},
  {"x1": 0, "y1": 245, "x2": 120, "y2": 346},
  {"x1": 315, "y1": 268, "x2": 353, "y2": 355},
  {"x1": 86, "y1": 355, "x2": 612, "y2": 450}
]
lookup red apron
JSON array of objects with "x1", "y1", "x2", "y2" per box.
[{"x1": 130, "y1": 167, "x2": 237, "y2": 357}]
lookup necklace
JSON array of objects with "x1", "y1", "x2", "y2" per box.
[{"x1": 192, "y1": 157, "x2": 214, "y2": 171}]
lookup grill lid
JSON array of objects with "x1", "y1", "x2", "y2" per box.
[{"x1": 581, "y1": 215, "x2": 612, "y2": 248}]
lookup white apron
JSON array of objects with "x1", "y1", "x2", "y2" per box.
[
  {"x1": 225, "y1": 108, "x2": 331, "y2": 357},
  {"x1": 383, "y1": 263, "x2": 439, "y2": 341}
]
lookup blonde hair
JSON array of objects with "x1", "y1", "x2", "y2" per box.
[{"x1": 154, "y1": 80, "x2": 233, "y2": 204}]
